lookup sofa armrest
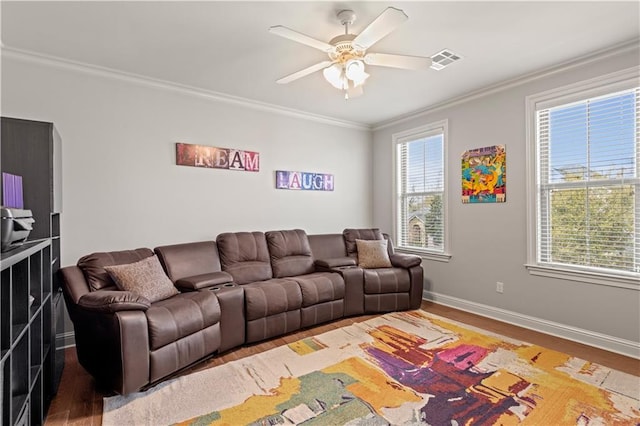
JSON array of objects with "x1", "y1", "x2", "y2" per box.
[
  {"x1": 60, "y1": 265, "x2": 91, "y2": 304},
  {"x1": 315, "y1": 257, "x2": 357, "y2": 269},
  {"x1": 73, "y1": 307, "x2": 150, "y2": 395},
  {"x1": 389, "y1": 253, "x2": 422, "y2": 269},
  {"x1": 77, "y1": 291, "x2": 151, "y2": 313},
  {"x1": 175, "y1": 271, "x2": 233, "y2": 291}
]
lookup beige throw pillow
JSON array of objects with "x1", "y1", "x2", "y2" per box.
[
  {"x1": 356, "y1": 239, "x2": 392, "y2": 268},
  {"x1": 104, "y1": 255, "x2": 179, "y2": 303}
]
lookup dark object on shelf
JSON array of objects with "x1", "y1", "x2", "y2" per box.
[{"x1": 0, "y1": 207, "x2": 35, "y2": 252}]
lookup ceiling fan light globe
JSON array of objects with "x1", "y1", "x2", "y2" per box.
[
  {"x1": 344, "y1": 59, "x2": 365, "y2": 80},
  {"x1": 323, "y1": 64, "x2": 345, "y2": 90}
]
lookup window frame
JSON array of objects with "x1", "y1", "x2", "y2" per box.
[
  {"x1": 392, "y1": 119, "x2": 451, "y2": 262},
  {"x1": 525, "y1": 67, "x2": 640, "y2": 289}
]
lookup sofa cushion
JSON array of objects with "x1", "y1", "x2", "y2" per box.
[
  {"x1": 77, "y1": 248, "x2": 154, "y2": 291},
  {"x1": 363, "y1": 268, "x2": 411, "y2": 294},
  {"x1": 146, "y1": 291, "x2": 221, "y2": 350},
  {"x1": 243, "y1": 279, "x2": 302, "y2": 321},
  {"x1": 217, "y1": 232, "x2": 273, "y2": 284},
  {"x1": 343, "y1": 228, "x2": 384, "y2": 257},
  {"x1": 289, "y1": 272, "x2": 345, "y2": 307},
  {"x1": 103, "y1": 255, "x2": 179, "y2": 303},
  {"x1": 356, "y1": 239, "x2": 392, "y2": 268},
  {"x1": 266, "y1": 229, "x2": 315, "y2": 278}
]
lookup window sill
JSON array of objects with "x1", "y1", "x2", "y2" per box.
[
  {"x1": 396, "y1": 248, "x2": 451, "y2": 263},
  {"x1": 525, "y1": 264, "x2": 639, "y2": 290}
]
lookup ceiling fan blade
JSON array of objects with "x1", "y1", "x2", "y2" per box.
[
  {"x1": 276, "y1": 60, "x2": 334, "y2": 84},
  {"x1": 269, "y1": 25, "x2": 335, "y2": 53},
  {"x1": 364, "y1": 53, "x2": 432, "y2": 70},
  {"x1": 352, "y1": 7, "x2": 408, "y2": 51}
]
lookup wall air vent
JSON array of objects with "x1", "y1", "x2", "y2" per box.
[{"x1": 430, "y1": 49, "x2": 462, "y2": 71}]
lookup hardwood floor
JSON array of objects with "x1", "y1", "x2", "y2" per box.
[{"x1": 44, "y1": 301, "x2": 639, "y2": 425}]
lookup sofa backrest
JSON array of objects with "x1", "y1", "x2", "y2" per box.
[
  {"x1": 265, "y1": 229, "x2": 314, "y2": 278},
  {"x1": 154, "y1": 241, "x2": 221, "y2": 282},
  {"x1": 308, "y1": 233, "x2": 348, "y2": 259},
  {"x1": 343, "y1": 228, "x2": 384, "y2": 258},
  {"x1": 77, "y1": 248, "x2": 154, "y2": 291},
  {"x1": 216, "y1": 231, "x2": 273, "y2": 284}
]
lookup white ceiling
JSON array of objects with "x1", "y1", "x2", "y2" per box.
[{"x1": 2, "y1": 1, "x2": 639, "y2": 127}]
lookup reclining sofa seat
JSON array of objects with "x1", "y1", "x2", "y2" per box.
[
  {"x1": 154, "y1": 241, "x2": 244, "y2": 352},
  {"x1": 265, "y1": 229, "x2": 345, "y2": 328},
  {"x1": 216, "y1": 231, "x2": 303, "y2": 343},
  {"x1": 343, "y1": 228, "x2": 423, "y2": 313},
  {"x1": 216, "y1": 230, "x2": 346, "y2": 344},
  {"x1": 60, "y1": 248, "x2": 222, "y2": 395}
]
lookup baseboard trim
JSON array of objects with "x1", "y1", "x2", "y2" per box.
[
  {"x1": 56, "y1": 331, "x2": 76, "y2": 350},
  {"x1": 423, "y1": 291, "x2": 640, "y2": 360}
]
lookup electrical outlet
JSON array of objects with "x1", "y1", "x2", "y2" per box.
[{"x1": 496, "y1": 282, "x2": 504, "y2": 293}]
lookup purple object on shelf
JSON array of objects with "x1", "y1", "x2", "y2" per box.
[
  {"x1": 2, "y1": 173, "x2": 13, "y2": 207},
  {"x1": 2, "y1": 172, "x2": 24, "y2": 209}
]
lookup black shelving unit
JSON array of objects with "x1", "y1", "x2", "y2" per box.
[
  {"x1": 1, "y1": 239, "x2": 52, "y2": 425},
  {"x1": 1, "y1": 117, "x2": 64, "y2": 423}
]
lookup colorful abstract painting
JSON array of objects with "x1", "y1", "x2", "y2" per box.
[
  {"x1": 176, "y1": 142, "x2": 259, "y2": 172},
  {"x1": 103, "y1": 311, "x2": 639, "y2": 425},
  {"x1": 462, "y1": 145, "x2": 506, "y2": 203}
]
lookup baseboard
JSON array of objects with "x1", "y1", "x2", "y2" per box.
[
  {"x1": 56, "y1": 331, "x2": 76, "y2": 350},
  {"x1": 423, "y1": 291, "x2": 640, "y2": 360}
]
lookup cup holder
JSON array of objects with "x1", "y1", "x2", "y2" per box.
[{"x1": 210, "y1": 283, "x2": 234, "y2": 291}]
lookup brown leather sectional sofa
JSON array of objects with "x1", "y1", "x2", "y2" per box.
[{"x1": 60, "y1": 228, "x2": 423, "y2": 395}]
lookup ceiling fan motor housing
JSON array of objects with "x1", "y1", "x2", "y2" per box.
[{"x1": 328, "y1": 34, "x2": 363, "y2": 63}]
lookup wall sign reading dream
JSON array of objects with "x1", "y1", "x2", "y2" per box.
[
  {"x1": 176, "y1": 142, "x2": 259, "y2": 172},
  {"x1": 276, "y1": 170, "x2": 334, "y2": 191}
]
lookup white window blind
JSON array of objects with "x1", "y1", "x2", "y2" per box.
[
  {"x1": 395, "y1": 125, "x2": 445, "y2": 253},
  {"x1": 536, "y1": 87, "x2": 639, "y2": 277}
]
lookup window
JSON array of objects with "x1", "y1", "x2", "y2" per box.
[
  {"x1": 393, "y1": 120, "x2": 449, "y2": 260},
  {"x1": 526, "y1": 69, "x2": 639, "y2": 287}
]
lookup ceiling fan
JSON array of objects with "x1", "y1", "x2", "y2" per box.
[{"x1": 269, "y1": 7, "x2": 432, "y2": 99}]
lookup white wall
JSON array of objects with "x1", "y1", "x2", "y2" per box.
[
  {"x1": 1, "y1": 54, "x2": 373, "y2": 265},
  {"x1": 372, "y1": 47, "x2": 640, "y2": 353}
]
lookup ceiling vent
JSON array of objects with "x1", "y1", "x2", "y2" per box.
[{"x1": 430, "y1": 49, "x2": 461, "y2": 70}]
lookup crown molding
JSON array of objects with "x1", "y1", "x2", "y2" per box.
[
  {"x1": 372, "y1": 38, "x2": 640, "y2": 131},
  {"x1": 1, "y1": 46, "x2": 370, "y2": 131},
  {"x1": 4, "y1": 38, "x2": 638, "y2": 134}
]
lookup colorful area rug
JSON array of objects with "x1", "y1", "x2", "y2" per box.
[{"x1": 102, "y1": 311, "x2": 639, "y2": 425}]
